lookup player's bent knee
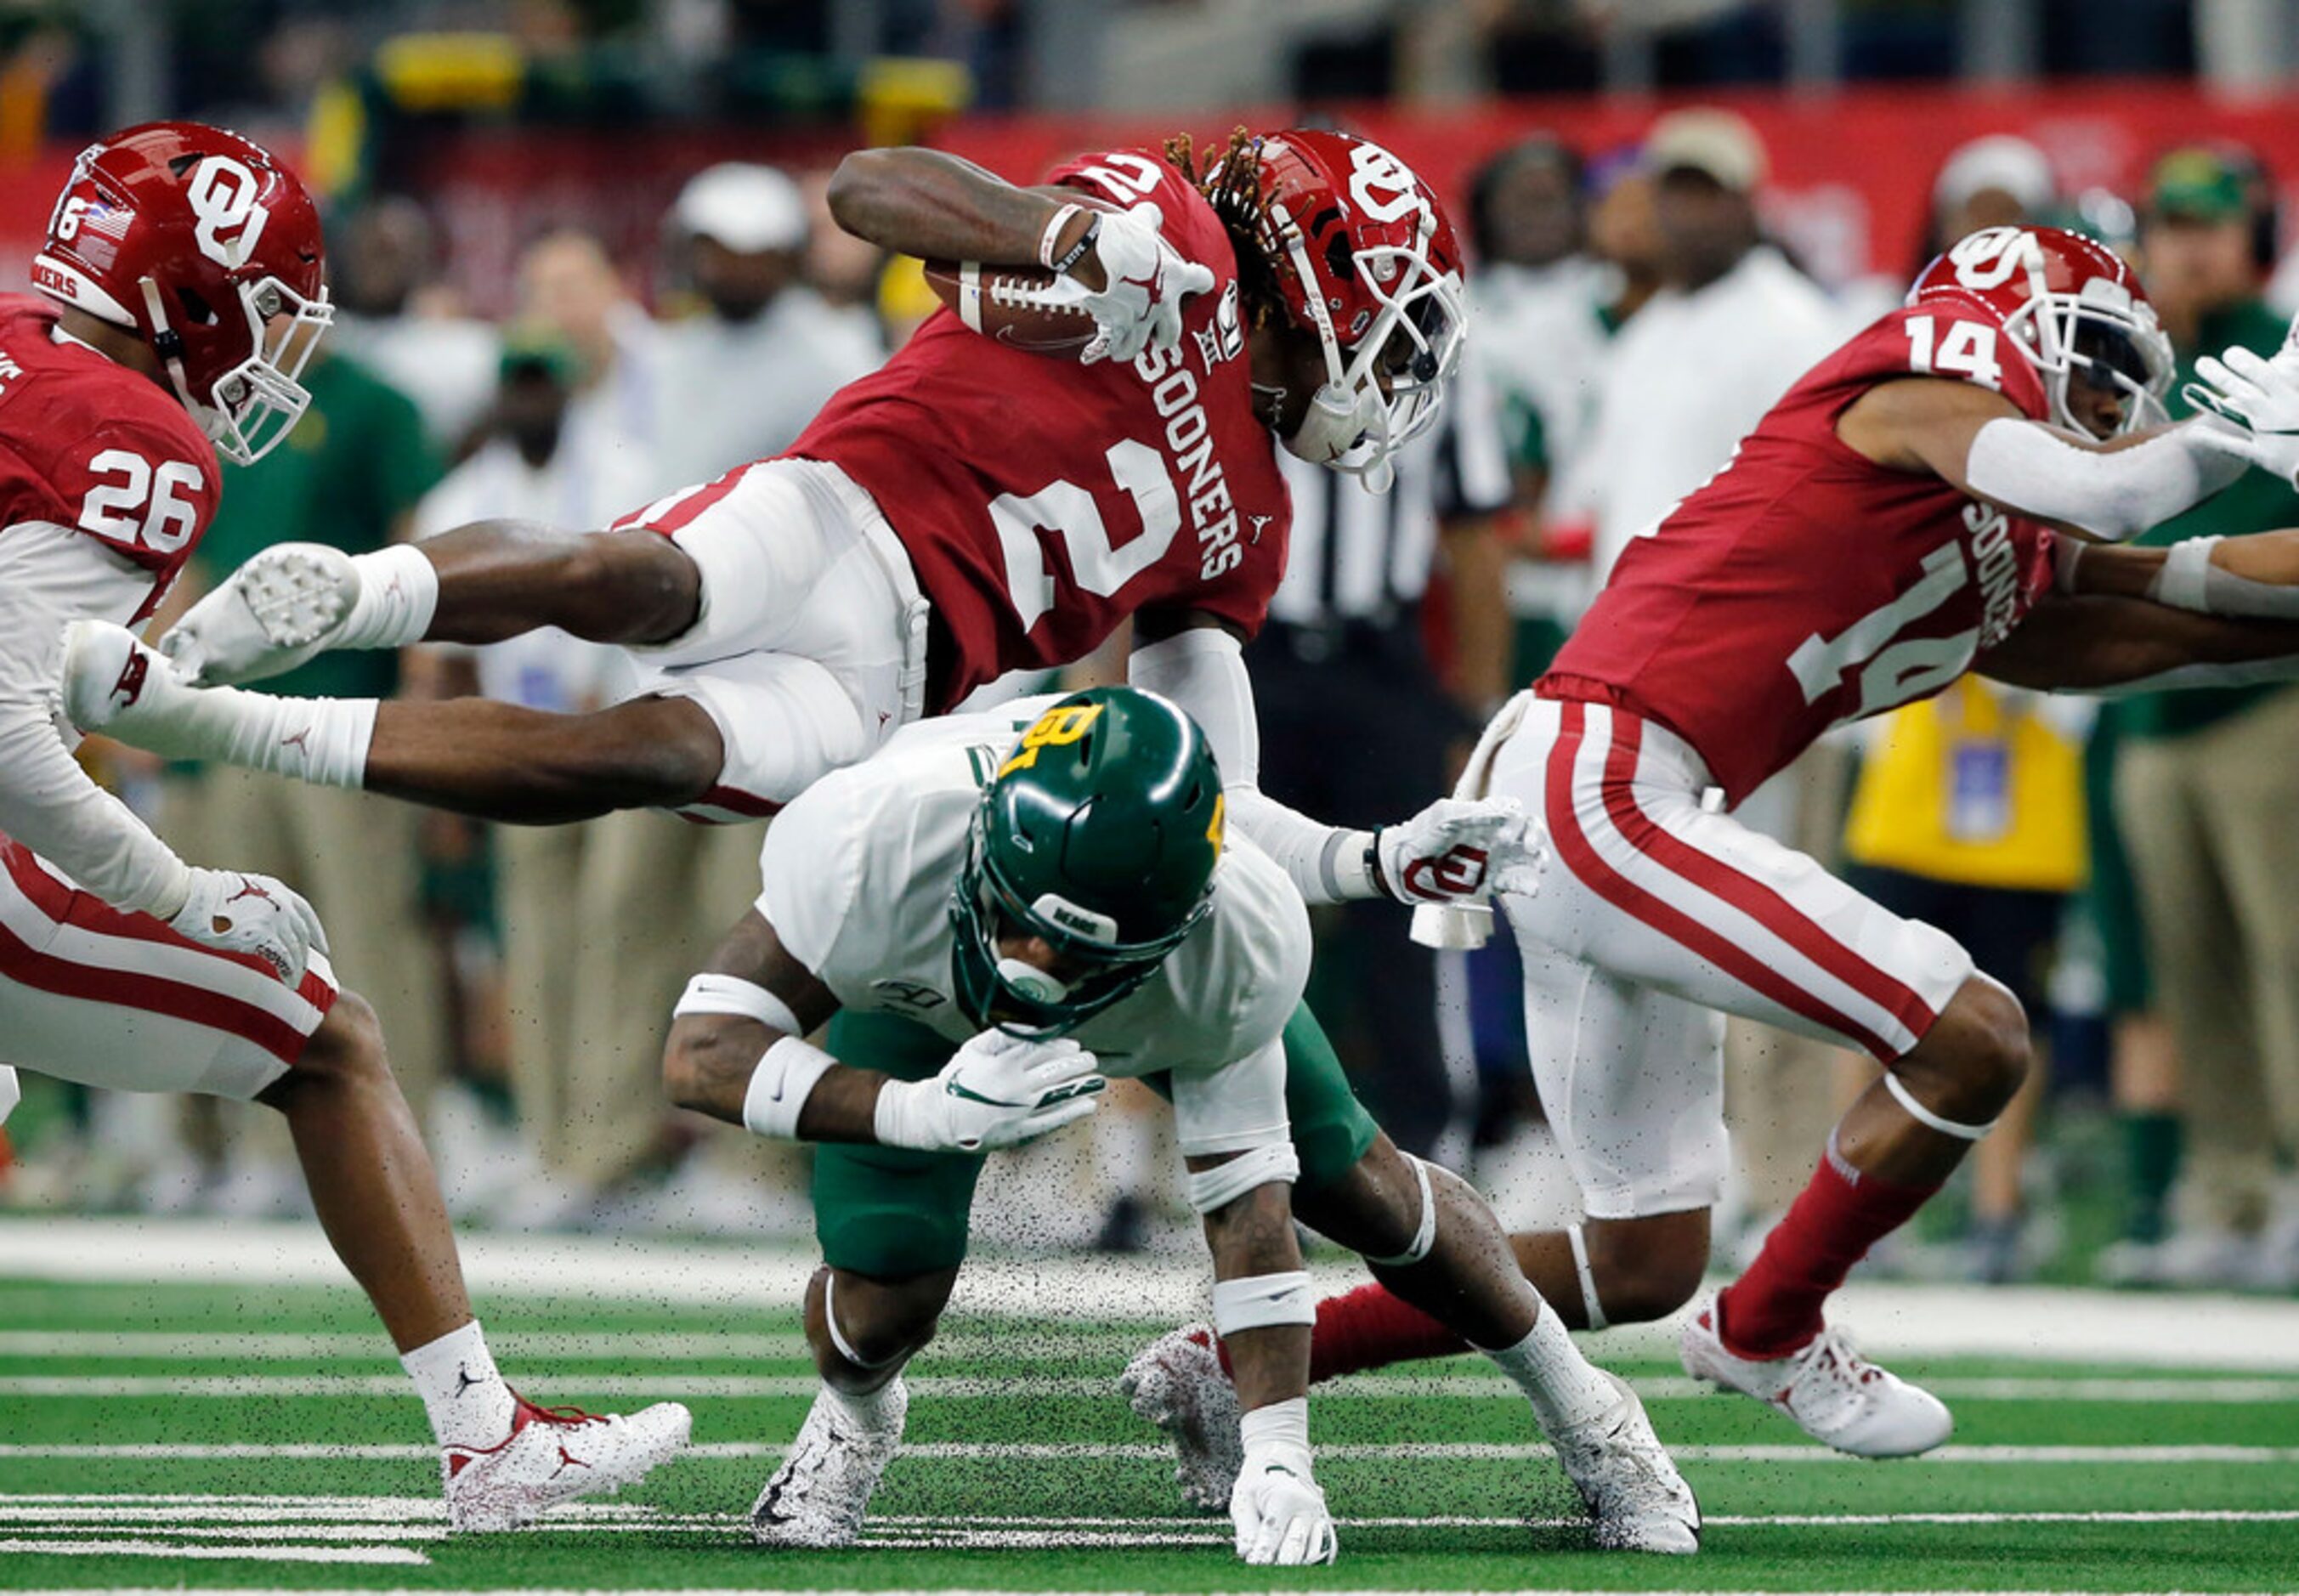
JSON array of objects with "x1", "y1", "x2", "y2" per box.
[
  {"x1": 264, "y1": 992, "x2": 388, "y2": 1107},
  {"x1": 563, "y1": 699, "x2": 723, "y2": 806},
  {"x1": 1584, "y1": 1214, "x2": 1708, "y2": 1323},
  {"x1": 559, "y1": 530, "x2": 699, "y2": 645},
  {"x1": 1901, "y1": 974, "x2": 2030, "y2": 1119}
]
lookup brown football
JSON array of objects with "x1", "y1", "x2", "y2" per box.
[{"x1": 921, "y1": 197, "x2": 1120, "y2": 359}]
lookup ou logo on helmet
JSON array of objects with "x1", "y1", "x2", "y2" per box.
[
  {"x1": 1346, "y1": 140, "x2": 1430, "y2": 228},
  {"x1": 185, "y1": 156, "x2": 271, "y2": 269},
  {"x1": 1947, "y1": 226, "x2": 2035, "y2": 291}
]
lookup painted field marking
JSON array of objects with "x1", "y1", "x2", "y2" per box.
[
  {"x1": 8, "y1": 1441, "x2": 2299, "y2": 1464},
  {"x1": 10, "y1": 1371, "x2": 2299, "y2": 1402},
  {"x1": 0, "y1": 1537, "x2": 427, "y2": 1565}
]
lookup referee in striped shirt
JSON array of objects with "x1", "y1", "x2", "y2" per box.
[{"x1": 1249, "y1": 353, "x2": 1517, "y2": 1160}]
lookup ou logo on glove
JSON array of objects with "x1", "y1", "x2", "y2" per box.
[
  {"x1": 187, "y1": 156, "x2": 271, "y2": 269},
  {"x1": 1403, "y1": 845, "x2": 1488, "y2": 901}
]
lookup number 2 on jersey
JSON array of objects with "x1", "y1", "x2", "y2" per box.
[{"x1": 991, "y1": 440, "x2": 1181, "y2": 631}]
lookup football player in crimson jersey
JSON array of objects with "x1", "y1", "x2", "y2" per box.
[
  {"x1": 0, "y1": 122, "x2": 689, "y2": 1529},
  {"x1": 67, "y1": 127, "x2": 1537, "y2": 925},
  {"x1": 1124, "y1": 223, "x2": 2299, "y2": 1486}
]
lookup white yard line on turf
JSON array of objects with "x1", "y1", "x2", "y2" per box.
[
  {"x1": 9, "y1": 1215, "x2": 2299, "y2": 1370},
  {"x1": 8, "y1": 1367, "x2": 2299, "y2": 1405},
  {"x1": 7, "y1": 1443, "x2": 2299, "y2": 1466},
  {"x1": 0, "y1": 1539, "x2": 427, "y2": 1565},
  {"x1": 16, "y1": 1591, "x2": 2284, "y2": 1596}
]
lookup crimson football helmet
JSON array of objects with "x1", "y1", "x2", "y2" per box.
[
  {"x1": 1908, "y1": 224, "x2": 2172, "y2": 439},
  {"x1": 1228, "y1": 129, "x2": 1466, "y2": 489},
  {"x1": 33, "y1": 122, "x2": 331, "y2": 465}
]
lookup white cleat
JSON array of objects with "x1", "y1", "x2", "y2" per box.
[
  {"x1": 443, "y1": 1392, "x2": 692, "y2": 1532},
  {"x1": 750, "y1": 1379, "x2": 908, "y2": 1548},
  {"x1": 1545, "y1": 1372, "x2": 1701, "y2": 1554},
  {"x1": 1120, "y1": 1325, "x2": 1241, "y2": 1512},
  {"x1": 1679, "y1": 1295, "x2": 1951, "y2": 1458},
  {"x1": 161, "y1": 541, "x2": 360, "y2": 685}
]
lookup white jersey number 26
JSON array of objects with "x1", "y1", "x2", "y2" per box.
[{"x1": 78, "y1": 450, "x2": 205, "y2": 555}]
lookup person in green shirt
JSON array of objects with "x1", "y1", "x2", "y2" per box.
[
  {"x1": 2106, "y1": 144, "x2": 2299, "y2": 1288},
  {"x1": 162, "y1": 348, "x2": 450, "y2": 1190}
]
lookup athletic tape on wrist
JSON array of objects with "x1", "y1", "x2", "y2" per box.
[
  {"x1": 1365, "y1": 1154, "x2": 1438, "y2": 1267},
  {"x1": 1186, "y1": 1140, "x2": 1300, "y2": 1214},
  {"x1": 742, "y1": 1036, "x2": 837, "y2": 1140},
  {"x1": 1212, "y1": 1271, "x2": 1316, "y2": 1335},
  {"x1": 1237, "y1": 1395, "x2": 1311, "y2": 1453},
  {"x1": 1566, "y1": 1222, "x2": 1609, "y2": 1332},
  {"x1": 1882, "y1": 1069, "x2": 1996, "y2": 1141},
  {"x1": 673, "y1": 971, "x2": 806, "y2": 1036},
  {"x1": 2148, "y1": 535, "x2": 2223, "y2": 613}
]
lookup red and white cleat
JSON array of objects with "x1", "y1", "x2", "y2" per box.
[
  {"x1": 1679, "y1": 1295, "x2": 1951, "y2": 1458},
  {"x1": 1119, "y1": 1324, "x2": 1241, "y2": 1512},
  {"x1": 443, "y1": 1392, "x2": 693, "y2": 1531}
]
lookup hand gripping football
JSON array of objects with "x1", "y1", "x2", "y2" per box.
[{"x1": 922, "y1": 196, "x2": 1122, "y2": 359}]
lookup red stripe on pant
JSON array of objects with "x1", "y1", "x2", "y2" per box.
[
  {"x1": 1543, "y1": 701, "x2": 1894, "y2": 1059},
  {"x1": 1598, "y1": 714, "x2": 1938, "y2": 1056},
  {"x1": 0, "y1": 846, "x2": 334, "y2": 1062},
  {"x1": 610, "y1": 461, "x2": 755, "y2": 535}
]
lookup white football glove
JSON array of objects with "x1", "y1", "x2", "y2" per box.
[
  {"x1": 1230, "y1": 1420, "x2": 1338, "y2": 1566},
  {"x1": 873, "y1": 1029, "x2": 1106, "y2": 1152},
  {"x1": 168, "y1": 866, "x2": 329, "y2": 986},
  {"x1": 0, "y1": 1066, "x2": 20, "y2": 1128},
  {"x1": 1376, "y1": 795, "x2": 1546, "y2": 905},
  {"x1": 1056, "y1": 201, "x2": 1216, "y2": 367},
  {"x1": 161, "y1": 543, "x2": 362, "y2": 686},
  {"x1": 2184, "y1": 345, "x2": 2299, "y2": 489}
]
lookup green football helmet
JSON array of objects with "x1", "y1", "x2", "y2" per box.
[{"x1": 950, "y1": 688, "x2": 1226, "y2": 1037}]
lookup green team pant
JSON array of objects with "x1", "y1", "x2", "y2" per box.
[{"x1": 813, "y1": 1003, "x2": 1382, "y2": 1279}]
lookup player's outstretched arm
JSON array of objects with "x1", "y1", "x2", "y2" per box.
[
  {"x1": 1129, "y1": 612, "x2": 1542, "y2": 908},
  {"x1": 827, "y1": 148, "x2": 1215, "y2": 365},
  {"x1": 161, "y1": 521, "x2": 701, "y2": 687},
  {"x1": 663, "y1": 910, "x2": 1104, "y2": 1151},
  {"x1": 1838, "y1": 376, "x2": 2243, "y2": 542},
  {"x1": 1977, "y1": 590, "x2": 2299, "y2": 695},
  {"x1": 2060, "y1": 525, "x2": 2299, "y2": 622}
]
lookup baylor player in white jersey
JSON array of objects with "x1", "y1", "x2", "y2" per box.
[{"x1": 657, "y1": 688, "x2": 1697, "y2": 1565}]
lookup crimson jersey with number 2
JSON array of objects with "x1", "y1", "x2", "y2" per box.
[
  {"x1": 787, "y1": 150, "x2": 1291, "y2": 709},
  {"x1": 0, "y1": 295, "x2": 219, "y2": 622},
  {"x1": 1541, "y1": 305, "x2": 2058, "y2": 806}
]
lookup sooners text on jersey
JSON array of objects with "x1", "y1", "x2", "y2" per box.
[
  {"x1": 0, "y1": 295, "x2": 219, "y2": 622},
  {"x1": 1540, "y1": 304, "x2": 2058, "y2": 805},
  {"x1": 782, "y1": 150, "x2": 1292, "y2": 709}
]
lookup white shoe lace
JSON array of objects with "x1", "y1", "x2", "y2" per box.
[{"x1": 1781, "y1": 1326, "x2": 1888, "y2": 1433}]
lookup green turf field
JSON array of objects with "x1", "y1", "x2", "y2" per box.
[{"x1": 3, "y1": 1278, "x2": 2296, "y2": 1593}]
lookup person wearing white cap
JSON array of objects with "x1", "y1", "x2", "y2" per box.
[{"x1": 652, "y1": 161, "x2": 885, "y2": 492}]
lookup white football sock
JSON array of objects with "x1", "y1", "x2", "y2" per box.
[
  {"x1": 337, "y1": 544, "x2": 440, "y2": 650},
  {"x1": 822, "y1": 1378, "x2": 900, "y2": 1430},
  {"x1": 401, "y1": 1319, "x2": 518, "y2": 1449},
  {"x1": 106, "y1": 665, "x2": 375, "y2": 789},
  {"x1": 1484, "y1": 1305, "x2": 1617, "y2": 1435}
]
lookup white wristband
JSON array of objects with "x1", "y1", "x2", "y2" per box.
[
  {"x1": 1211, "y1": 1270, "x2": 1315, "y2": 1336},
  {"x1": 1039, "y1": 202, "x2": 1086, "y2": 271},
  {"x1": 742, "y1": 1036, "x2": 836, "y2": 1140},
  {"x1": 2147, "y1": 535, "x2": 2223, "y2": 613}
]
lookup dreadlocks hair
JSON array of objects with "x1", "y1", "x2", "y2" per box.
[{"x1": 1164, "y1": 127, "x2": 1288, "y2": 332}]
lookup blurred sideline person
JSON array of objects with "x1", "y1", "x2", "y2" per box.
[
  {"x1": 653, "y1": 161, "x2": 884, "y2": 490},
  {"x1": 2109, "y1": 144, "x2": 2299, "y2": 1288},
  {"x1": 1575, "y1": 108, "x2": 1843, "y2": 1231},
  {"x1": 409, "y1": 329, "x2": 655, "y2": 1226},
  {"x1": 327, "y1": 195, "x2": 501, "y2": 456},
  {"x1": 7, "y1": 119, "x2": 688, "y2": 1526},
  {"x1": 515, "y1": 231, "x2": 666, "y2": 495},
  {"x1": 1251, "y1": 353, "x2": 1515, "y2": 1163}
]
